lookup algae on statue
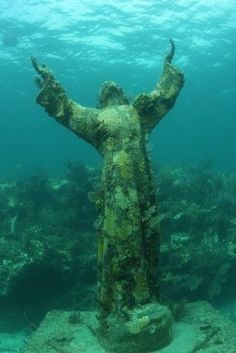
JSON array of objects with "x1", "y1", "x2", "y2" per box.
[{"x1": 31, "y1": 39, "x2": 184, "y2": 350}]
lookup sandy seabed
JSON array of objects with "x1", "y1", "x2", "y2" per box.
[{"x1": 1, "y1": 301, "x2": 236, "y2": 353}]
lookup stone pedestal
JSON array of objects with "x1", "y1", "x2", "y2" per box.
[
  {"x1": 23, "y1": 302, "x2": 236, "y2": 353},
  {"x1": 100, "y1": 303, "x2": 173, "y2": 353},
  {"x1": 100, "y1": 303, "x2": 172, "y2": 353}
]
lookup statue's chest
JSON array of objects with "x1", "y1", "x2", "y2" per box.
[{"x1": 98, "y1": 106, "x2": 141, "y2": 138}]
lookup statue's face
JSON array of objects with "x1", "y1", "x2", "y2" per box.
[{"x1": 99, "y1": 81, "x2": 129, "y2": 108}]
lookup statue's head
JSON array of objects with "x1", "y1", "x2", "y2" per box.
[{"x1": 98, "y1": 81, "x2": 129, "y2": 108}]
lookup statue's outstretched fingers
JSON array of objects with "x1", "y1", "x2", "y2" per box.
[
  {"x1": 31, "y1": 57, "x2": 52, "y2": 80},
  {"x1": 31, "y1": 57, "x2": 41, "y2": 74},
  {"x1": 166, "y1": 39, "x2": 175, "y2": 64}
]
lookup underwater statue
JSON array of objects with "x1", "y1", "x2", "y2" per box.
[{"x1": 32, "y1": 39, "x2": 184, "y2": 352}]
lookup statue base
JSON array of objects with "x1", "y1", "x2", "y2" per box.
[
  {"x1": 99, "y1": 303, "x2": 173, "y2": 353},
  {"x1": 23, "y1": 301, "x2": 236, "y2": 353}
]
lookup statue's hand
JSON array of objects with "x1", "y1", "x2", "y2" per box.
[{"x1": 31, "y1": 57, "x2": 54, "y2": 88}]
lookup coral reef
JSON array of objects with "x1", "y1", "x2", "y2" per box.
[
  {"x1": 0, "y1": 163, "x2": 236, "y2": 325},
  {"x1": 155, "y1": 163, "x2": 236, "y2": 303},
  {"x1": 0, "y1": 164, "x2": 98, "y2": 326}
]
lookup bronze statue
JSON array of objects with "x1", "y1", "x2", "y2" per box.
[{"x1": 32, "y1": 39, "x2": 184, "y2": 352}]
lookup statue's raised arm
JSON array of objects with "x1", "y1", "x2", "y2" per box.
[
  {"x1": 31, "y1": 57, "x2": 102, "y2": 149},
  {"x1": 133, "y1": 39, "x2": 184, "y2": 132}
]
